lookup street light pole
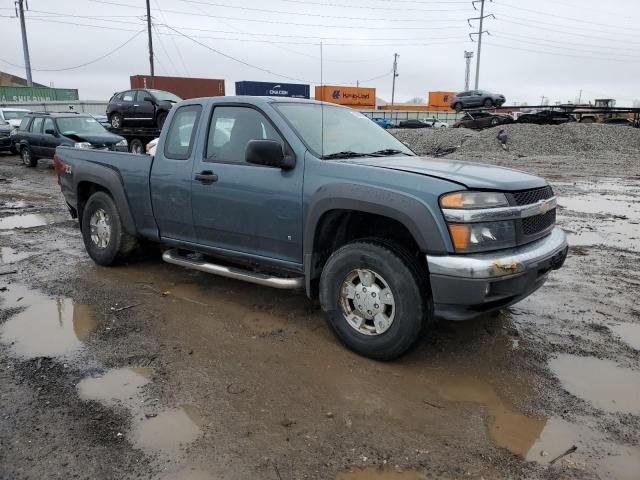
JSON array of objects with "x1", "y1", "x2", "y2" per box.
[
  {"x1": 16, "y1": 0, "x2": 33, "y2": 87},
  {"x1": 146, "y1": 0, "x2": 155, "y2": 87}
]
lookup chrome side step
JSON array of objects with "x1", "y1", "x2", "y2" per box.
[{"x1": 162, "y1": 249, "x2": 304, "y2": 290}]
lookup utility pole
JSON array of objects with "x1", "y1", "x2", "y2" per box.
[
  {"x1": 391, "y1": 53, "x2": 399, "y2": 107},
  {"x1": 146, "y1": 0, "x2": 155, "y2": 87},
  {"x1": 463, "y1": 51, "x2": 473, "y2": 91},
  {"x1": 16, "y1": 0, "x2": 33, "y2": 87},
  {"x1": 468, "y1": 0, "x2": 493, "y2": 90},
  {"x1": 578, "y1": 89, "x2": 582, "y2": 104}
]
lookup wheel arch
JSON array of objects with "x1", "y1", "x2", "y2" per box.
[
  {"x1": 304, "y1": 184, "x2": 447, "y2": 298},
  {"x1": 75, "y1": 170, "x2": 137, "y2": 237}
]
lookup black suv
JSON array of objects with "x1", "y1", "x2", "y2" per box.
[
  {"x1": 106, "y1": 89, "x2": 181, "y2": 129},
  {"x1": 13, "y1": 112, "x2": 127, "y2": 167}
]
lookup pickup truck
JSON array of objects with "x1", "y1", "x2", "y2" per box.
[{"x1": 54, "y1": 96, "x2": 568, "y2": 360}]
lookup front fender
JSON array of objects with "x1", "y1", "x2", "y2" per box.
[{"x1": 304, "y1": 183, "x2": 448, "y2": 256}]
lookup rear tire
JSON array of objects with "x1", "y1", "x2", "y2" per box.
[
  {"x1": 580, "y1": 117, "x2": 595, "y2": 124},
  {"x1": 484, "y1": 98, "x2": 494, "y2": 108},
  {"x1": 21, "y1": 145, "x2": 37, "y2": 167},
  {"x1": 110, "y1": 113, "x2": 124, "y2": 129},
  {"x1": 81, "y1": 191, "x2": 138, "y2": 266},
  {"x1": 319, "y1": 240, "x2": 431, "y2": 360},
  {"x1": 453, "y1": 102, "x2": 463, "y2": 112}
]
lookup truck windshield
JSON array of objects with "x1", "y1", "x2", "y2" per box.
[
  {"x1": 274, "y1": 103, "x2": 414, "y2": 159},
  {"x1": 149, "y1": 90, "x2": 182, "y2": 103},
  {"x1": 56, "y1": 117, "x2": 107, "y2": 135}
]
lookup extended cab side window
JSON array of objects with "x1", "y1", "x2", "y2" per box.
[
  {"x1": 205, "y1": 106, "x2": 283, "y2": 164},
  {"x1": 30, "y1": 117, "x2": 44, "y2": 133},
  {"x1": 19, "y1": 117, "x2": 31, "y2": 130},
  {"x1": 163, "y1": 105, "x2": 202, "y2": 160}
]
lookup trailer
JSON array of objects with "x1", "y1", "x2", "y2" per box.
[{"x1": 107, "y1": 127, "x2": 160, "y2": 154}]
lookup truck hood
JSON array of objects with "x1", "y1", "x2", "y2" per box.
[{"x1": 344, "y1": 156, "x2": 547, "y2": 191}]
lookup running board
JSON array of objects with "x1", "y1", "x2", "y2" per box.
[{"x1": 162, "y1": 249, "x2": 304, "y2": 290}]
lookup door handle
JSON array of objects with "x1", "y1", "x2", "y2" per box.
[{"x1": 194, "y1": 171, "x2": 218, "y2": 183}]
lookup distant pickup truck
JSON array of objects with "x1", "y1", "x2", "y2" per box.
[{"x1": 54, "y1": 97, "x2": 568, "y2": 360}]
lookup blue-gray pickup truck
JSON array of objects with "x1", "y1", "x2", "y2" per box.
[{"x1": 54, "y1": 96, "x2": 568, "y2": 360}]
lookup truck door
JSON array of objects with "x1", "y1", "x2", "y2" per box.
[
  {"x1": 149, "y1": 104, "x2": 202, "y2": 243},
  {"x1": 190, "y1": 105, "x2": 303, "y2": 265}
]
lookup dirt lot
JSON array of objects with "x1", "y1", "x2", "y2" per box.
[{"x1": 1, "y1": 124, "x2": 639, "y2": 479}]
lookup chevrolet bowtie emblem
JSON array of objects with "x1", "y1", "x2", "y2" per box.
[{"x1": 538, "y1": 200, "x2": 550, "y2": 214}]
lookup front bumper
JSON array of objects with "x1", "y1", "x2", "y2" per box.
[{"x1": 426, "y1": 227, "x2": 568, "y2": 320}]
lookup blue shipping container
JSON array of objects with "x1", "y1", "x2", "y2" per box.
[{"x1": 235, "y1": 81, "x2": 310, "y2": 99}]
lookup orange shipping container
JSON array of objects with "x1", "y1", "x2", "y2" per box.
[
  {"x1": 428, "y1": 91, "x2": 455, "y2": 108},
  {"x1": 315, "y1": 85, "x2": 375, "y2": 108}
]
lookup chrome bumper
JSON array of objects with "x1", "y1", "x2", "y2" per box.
[{"x1": 426, "y1": 227, "x2": 568, "y2": 279}]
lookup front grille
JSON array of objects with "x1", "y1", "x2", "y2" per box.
[
  {"x1": 523, "y1": 209, "x2": 556, "y2": 235},
  {"x1": 512, "y1": 186, "x2": 554, "y2": 206}
]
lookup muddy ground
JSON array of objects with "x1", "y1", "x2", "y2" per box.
[{"x1": 0, "y1": 136, "x2": 639, "y2": 479}]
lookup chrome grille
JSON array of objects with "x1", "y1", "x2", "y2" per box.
[
  {"x1": 512, "y1": 186, "x2": 554, "y2": 206},
  {"x1": 523, "y1": 209, "x2": 556, "y2": 235}
]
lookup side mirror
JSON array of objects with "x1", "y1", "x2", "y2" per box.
[
  {"x1": 45, "y1": 128, "x2": 57, "y2": 136},
  {"x1": 246, "y1": 139, "x2": 294, "y2": 169},
  {"x1": 144, "y1": 96, "x2": 156, "y2": 104}
]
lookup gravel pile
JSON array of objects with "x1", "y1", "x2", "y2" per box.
[{"x1": 390, "y1": 123, "x2": 640, "y2": 158}]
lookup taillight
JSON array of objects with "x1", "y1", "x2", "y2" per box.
[{"x1": 53, "y1": 155, "x2": 62, "y2": 185}]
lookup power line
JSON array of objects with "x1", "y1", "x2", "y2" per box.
[
  {"x1": 279, "y1": 0, "x2": 469, "y2": 12},
  {"x1": 182, "y1": 0, "x2": 470, "y2": 18},
  {"x1": 86, "y1": 0, "x2": 469, "y2": 30},
  {"x1": 153, "y1": 0, "x2": 190, "y2": 75},
  {"x1": 152, "y1": 22, "x2": 181, "y2": 75},
  {"x1": 493, "y1": 0, "x2": 640, "y2": 32},
  {"x1": 487, "y1": 41, "x2": 640, "y2": 64},
  {"x1": 0, "y1": 28, "x2": 145, "y2": 71}
]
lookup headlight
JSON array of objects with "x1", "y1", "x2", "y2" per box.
[
  {"x1": 74, "y1": 142, "x2": 92, "y2": 149},
  {"x1": 440, "y1": 191, "x2": 509, "y2": 209},
  {"x1": 116, "y1": 139, "x2": 128, "y2": 147},
  {"x1": 448, "y1": 221, "x2": 516, "y2": 253}
]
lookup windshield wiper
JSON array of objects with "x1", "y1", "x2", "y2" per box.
[
  {"x1": 366, "y1": 148, "x2": 412, "y2": 157},
  {"x1": 322, "y1": 151, "x2": 368, "y2": 159}
]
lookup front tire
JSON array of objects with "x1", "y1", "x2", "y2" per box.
[
  {"x1": 129, "y1": 138, "x2": 144, "y2": 154},
  {"x1": 484, "y1": 98, "x2": 494, "y2": 108},
  {"x1": 453, "y1": 102, "x2": 463, "y2": 112},
  {"x1": 319, "y1": 240, "x2": 431, "y2": 360},
  {"x1": 156, "y1": 112, "x2": 168, "y2": 129},
  {"x1": 81, "y1": 191, "x2": 137, "y2": 266},
  {"x1": 21, "y1": 145, "x2": 37, "y2": 167}
]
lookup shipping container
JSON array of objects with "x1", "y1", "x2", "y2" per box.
[
  {"x1": 0, "y1": 86, "x2": 79, "y2": 103},
  {"x1": 130, "y1": 75, "x2": 225, "y2": 100},
  {"x1": 428, "y1": 91, "x2": 456, "y2": 108},
  {"x1": 315, "y1": 86, "x2": 375, "y2": 108},
  {"x1": 235, "y1": 81, "x2": 310, "y2": 98}
]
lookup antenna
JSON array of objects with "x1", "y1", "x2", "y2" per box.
[{"x1": 320, "y1": 41, "x2": 324, "y2": 159}]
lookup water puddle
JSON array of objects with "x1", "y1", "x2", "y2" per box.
[
  {"x1": 558, "y1": 194, "x2": 639, "y2": 220},
  {"x1": 77, "y1": 363, "x2": 203, "y2": 455},
  {"x1": 436, "y1": 375, "x2": 545, "y2": 456},
  {"x1": 0, "y1": 247, "x2": 31, "y2": 264},
  {"x1": 0, "y1": 212, "x2": 69, "y2": 230},
  {"x1": 525, "y1": 417, "x2": 640, "y2": 480},
  {"x1": 157, "y1": 468, "x2": 216, "y2": 480},
  {"x1": 132, "y1": 405, "x2": 203, "y2": 454},
  {"x1": 77, "y1": 367, "x2": 152, "y2": 408},
  {"x1": 337, "y1": 467, "x2": 427, "y2": 480},
  {"x1": 564, "y1": 222, "x2": 640, "y2": 251},
  {"x1": 549, "y1": 354, "x2": 640, "y2": 414},
  {"x1": 0, "y1": 284, "x2": 96, "y2": 358},
  {"x1": 610, "y1": 323, "x2": 640, "y2": 351}
]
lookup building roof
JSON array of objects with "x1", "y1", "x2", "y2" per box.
[{"x1": 0, "y1": 71, "x2": 46, "y2": 88}]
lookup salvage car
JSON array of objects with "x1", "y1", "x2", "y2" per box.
[
  {"x1": 54, "y1": 97, "x2": 568, "y2": 360},
  {"x1": 106, "y1": 88, "x2": 181, "y2": 129},
  {"x1": 373, "y1": 118, "x2": 395, "y2": 129},
  {"x1": 0, "y1": 122, "x2": 14, "y2": 153},
  {"x1": 450, "y1": 90, "x2": 506, "y2": 112},
  {"x1": 516, "y1": 110, "x2": 576, "y2": 125},
  {"x1": 0, "y1": 107, "x2": 30, "y2": 129},
  {"x1": 398, "y1": 119, "x2": 432, "y2": 129},
  {"x1": 13, "y1": 112, "x2": 127, "y2": 168},
  {"x1": 453, "y1": 111, "x2": 514, "y2": 130}
]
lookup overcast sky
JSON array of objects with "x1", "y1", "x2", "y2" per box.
[{"x1": 2, "y1": 0, "x2": 639, "y2": 105}]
